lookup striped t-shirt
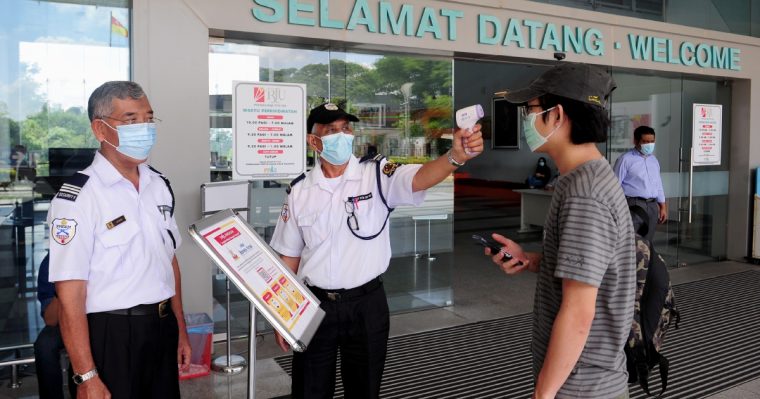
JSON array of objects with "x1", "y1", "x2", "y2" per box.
[{"x1": 532, "y1": 158, "x2": 636, "y2": 398}]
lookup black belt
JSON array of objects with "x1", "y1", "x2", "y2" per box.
[
  {"x1": 308, "y1": 276, "x2": 383, "y2": 302},
  {"x1": 102, "y1": 300, "x2": 170, "y2": 318},
  {"x1": 627, "y1": 196, "x2": 657, "y2": 203}
]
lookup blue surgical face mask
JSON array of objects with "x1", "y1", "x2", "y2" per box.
[
  {"x1": 640, "y1": 143, "x2": 655, "y2": 156},
  {"x1": 318, "y1": 132, "x2": 354, "y2": 165},
  {"x1": 101, "y1": 120, "x2": 157, "y2": 161},
  {"x1": 522, "y1": 107, "x2": 559, "y2": 152}
]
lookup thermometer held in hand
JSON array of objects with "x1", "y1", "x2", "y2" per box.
[{"x1": 456, "y1": 104, "x2": 483, "y2": 155}]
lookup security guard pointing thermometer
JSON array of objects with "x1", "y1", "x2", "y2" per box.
[{"x1": 269, "y1": 102, "x2": 483, "y2": 399}]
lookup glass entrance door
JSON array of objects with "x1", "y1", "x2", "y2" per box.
[
  {"x1": 609, "y1": 72, "x2": 729, "y2": 267},
  {"x1": 674, "y1": 80, "x2": 731, "y2": 266}
]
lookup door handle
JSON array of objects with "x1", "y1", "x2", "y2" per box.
[{"x1": 688, "y1": 147, "x2": 694, "y2": 224}]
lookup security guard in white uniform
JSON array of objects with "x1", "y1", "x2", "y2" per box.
[
  {"x1": 48, "y1": 81, "x2": 190, "y2": 399},
  {"x1": 270, "y1": 103, "x2": 484, "y2": 399}
]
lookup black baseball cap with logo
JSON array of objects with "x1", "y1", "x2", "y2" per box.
[
  {"x1": 500, "y1": 63, "x2": 616, "y2": 108},
  {"x1": 307, "y1": 103, "x2": 359, "y2": 133}
]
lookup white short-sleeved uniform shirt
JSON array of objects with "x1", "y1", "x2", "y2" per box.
[
  {"x1": 270, "y1": 155, "x2": 424, "y2": 290},
  {"x1": 47, "y1": 152, "x2": 182, "y2": 313}
]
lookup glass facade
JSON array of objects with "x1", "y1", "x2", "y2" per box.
[
  {"x1": 208, "y1": 41, "x2": 455, "y2": 335},
  {"x1": 609, "y1": 71, "x2": 731, "y2": 267},
  {"x1": 530, "y1": 0, "x2": 760, "y2": 37},
  {"x1": 0, "y1": 0, "x2": 130, "y2": 347}
]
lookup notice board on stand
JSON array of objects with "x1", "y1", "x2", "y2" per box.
[{"x1": 189, "y1": 209, "x2": 324, "y2": 352}]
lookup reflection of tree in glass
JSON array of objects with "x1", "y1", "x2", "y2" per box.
[
  {"x1": 0, "y1": 62, "x2": 47, "y2": 120},
  {"x1": 259, "y1": 54, "x2": 452, "y2": 160},
  {"x1": 19, "y1": 105, "x2": 96, "y2": 176}
]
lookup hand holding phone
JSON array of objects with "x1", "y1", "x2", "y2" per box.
[{"x1": 472, "y1": 234, "x2": 513, "y2": 262}]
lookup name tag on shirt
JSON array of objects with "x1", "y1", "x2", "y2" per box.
[{"x1": 106, "y1": 215, "x2": 126, "y2": 230}]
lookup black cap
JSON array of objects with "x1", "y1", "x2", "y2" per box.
[
  {"x1": 307, "y1": 103, "x2": 359, "y2": 133},
  {"x1": 501, "y1": 63, "x2": 616, "y2": 108}
]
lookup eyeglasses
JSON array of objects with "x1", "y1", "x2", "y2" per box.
[
  {"x1": 344, "y1": 199, "x2": 359, "y2": 231},
  {"x1": 324, "y1": 123, "x2": 353, "y2": 135},
  {"x1": 520, "y1": 105, "x2": 544, "y2": 118},
  {"x1": 103, "y1": 115, "x2": 162, "y2": 125}
]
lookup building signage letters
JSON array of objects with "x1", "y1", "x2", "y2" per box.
[{"x1": 250, "y1": 0, "x2": 741, "y2": 71}]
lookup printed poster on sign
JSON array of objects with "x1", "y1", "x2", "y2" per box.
[
  {"x1": 692, "y1": 104, "x2": 722, "y2": 166},
  {"x1": 199, "y1": 218, "x2": 314, "y2": 333},
  {"x1": 232, "y1": 81, "x2": 306, "y2": 180}
]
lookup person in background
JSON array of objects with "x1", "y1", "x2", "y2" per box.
[
  {"x1": 613, "y1": 125, "x2": 667, "y2": 243},
  {"x1": 526, "y1": 157, "x2": 552, "y2": 189},
  {"x1": 48, "y1": 81, "x2": 190, "y2": 399},
  {"x1": 270, "y1": 102, "x2": 483, "y2": 399},
  {"x1": 485, "y1": 63, "x2": 635, "y2": 399},
  {"x1": 34, "y1": 253, "x2": 76, "y2": 399}
]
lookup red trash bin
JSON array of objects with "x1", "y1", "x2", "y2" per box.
[{"x1": 179, "y1": 313, "x2": 214, "y2": 380}]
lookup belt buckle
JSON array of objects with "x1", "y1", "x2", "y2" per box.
[
  {"x1": 158, "y1": 300, "x2": 169, "y2": 318},
  {"x1": 326, "y1": 292, "x2": 341, "y2": 301}
]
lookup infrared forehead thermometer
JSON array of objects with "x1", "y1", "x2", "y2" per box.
[
  {"x1": 456, "y1": 104, "x2": 484, "y2": 155},
  {"x1": 456, "y1": 104, "x2": 484, "y2": 130}
]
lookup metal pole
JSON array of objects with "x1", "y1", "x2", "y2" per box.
[
  {"x1": 212, "y1": 276, "x2": 246, "y2": 374},
  {"x1": 427, "y1": 220, "x2": 436, "y2": 261},
  {"x1": 247, "y1": 304, "x2": 256, "y2": 399},
  {"x1": 226, "y1": 278, "x2": 232, "y2": 366},
  {"x1": 413, "y1": 219, "x2": 419, "y2": 258},
  {"x1": 10, "y1": 364, "x2": 20, "y2": 388}
]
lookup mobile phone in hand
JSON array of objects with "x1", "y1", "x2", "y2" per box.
[{"x1": 472, "y1": 234, "x2": 513, "y2": 262}]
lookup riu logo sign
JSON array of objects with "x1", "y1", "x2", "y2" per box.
[
  {"x1": 253, "y1": 86, "x2": 287, "y2": 104},
  {"x1": 254, "y1": 87, "x2": 265, "y2": 103}
]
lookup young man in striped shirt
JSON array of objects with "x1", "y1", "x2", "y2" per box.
[{"x1": 487, "y1": 63, "x2": 636, "y2": 399}]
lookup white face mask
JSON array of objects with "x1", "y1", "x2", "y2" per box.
[
  {"x1": 317, "y1": 132, "x2": 354, "y2": 165},
  {"x1": 522, "y1": 107, "x2": 560, "y2": 152},
  {"x1": 100, "y1": 120, "x2": 157, "y2": 160}
]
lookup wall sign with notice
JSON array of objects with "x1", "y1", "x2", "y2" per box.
[
  {"x1": 233, "y1": 81, "x2": 307, "y2": 180},
  {"x1": 692, "y1": 103, "x2": 722, "y2": 166},
  {"x1": 189, "y1": 209, "x2": 324, "y2": 352}
]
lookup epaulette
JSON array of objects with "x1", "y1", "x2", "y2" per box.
[
  {"x1": 55, "y1": 172, "x2": 89, "y2": 202},
  {"x1": 359, "y1": 153, "x2": 385, "y2": 163},
  {"x1": 286, "y1": 173, "x2": 306, "y2": 195},
  {"x1": 148, "y1": 165, "x2": 175, "y2": 217}
]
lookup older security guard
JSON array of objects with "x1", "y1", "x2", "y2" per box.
[
  {"x1": 270, "y1": 103, "x2": 483, "y2": 399},
  {"x1": 48, "y1": 81, "x2": 190, "y2": 399}
]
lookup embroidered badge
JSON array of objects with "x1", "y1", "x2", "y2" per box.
[
  {"x1": 382, "y1": 161, "x2": 400, "y2": 177},
  {"x1": 325, "y1": 103, "x2": 338, "y2": 111},
  {"x1": 106, "y1": 215, "x2": 126, "y2": 230},
  {"x1": 52, "y1": 218, "x2": 78, "y2": 245},
  {"x1": 280, "y1": 204, "x2": 289, "y2": 222}
]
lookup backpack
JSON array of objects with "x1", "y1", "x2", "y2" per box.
[{"x1": 625, "y1": 205, "x2": 681, "y2": 397}]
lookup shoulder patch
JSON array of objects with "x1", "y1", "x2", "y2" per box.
[
  {"x1": 280, "y1": 203, "x2": 289, "y2": 222},
  {"x1": 286, "y1": 173, "x2": 306, "y2": 195},
  {"x1": 382, "y1": 161, "x2": 400, "y2": 177},
  {"x1": 51, "y1": 218, "x2": 78, "y2": 245},
  {"x1": 55, "y1": 172, "x2": 89, "y2": 202}
]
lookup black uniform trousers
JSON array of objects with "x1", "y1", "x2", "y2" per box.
[
  {"x1": 292, "y1": 278, "x2": 389, "y2": 399},
  {"x1": 627, "y1": 197, "x2": 660, "y2": 243},
  {"x1": 87, "y1": 306, "x2": 180, "y2": 399}
]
